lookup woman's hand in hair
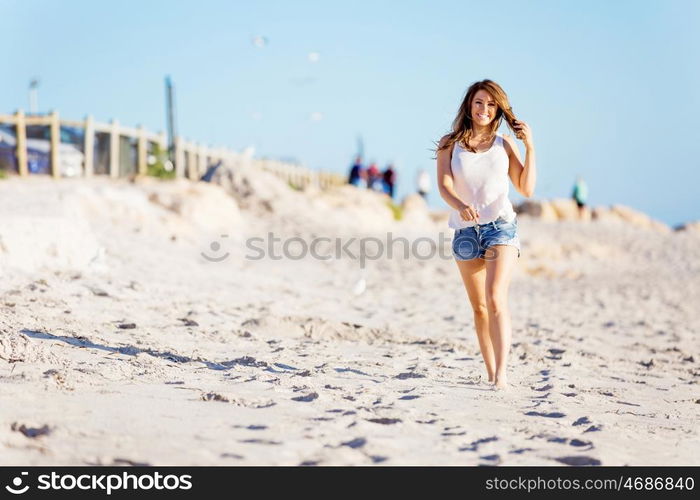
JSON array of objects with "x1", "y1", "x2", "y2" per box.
[
  {"x1": 458, "y1": 202, "x2": 479, "y2": 222},
  {"x1": 513, "y1": 120, "x2": 533, "y2": 148}
]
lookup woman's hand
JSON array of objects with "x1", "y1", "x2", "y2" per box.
[
  {"x1": 458, "y1": 202, "x2": 479, "y2": 222},
  {"x1": 513, "y1": 120, "x2": 533, "y2": 148}
]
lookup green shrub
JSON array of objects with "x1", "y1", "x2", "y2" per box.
[
  {"x1": 386, "y1": 200, "x2": 403, "y2": 220},
  {"x1": 147, "y1": 143, "x2": 176, "y2": 179}
]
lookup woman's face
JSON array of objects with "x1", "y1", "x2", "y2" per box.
[{"x1": 470, "y1": 89, "x2": 497, "y2": 127}]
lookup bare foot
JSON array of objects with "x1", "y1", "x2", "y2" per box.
[{"x1": 494, "y1": 375, "x2": 508, "y2": 390}]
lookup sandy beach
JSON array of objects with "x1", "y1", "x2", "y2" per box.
[{"x1": 1, "y1": 167, "x2": 698, "y2": 466}]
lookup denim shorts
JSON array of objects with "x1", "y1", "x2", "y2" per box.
[{"x1": 452, "y1": 216, "x2": 521, "y2": 260}]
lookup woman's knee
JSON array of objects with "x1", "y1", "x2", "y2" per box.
[
  {"x1": 485, "y1": 292, "x2": 508, "y2": 314},
  {"x1": 472, "y1": 302, "x2": 488, "y2": 319}
]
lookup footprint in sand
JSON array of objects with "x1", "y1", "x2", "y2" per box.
[
  {"x1": 201, "y1": 392, "x2": 229, "y2": 402},
  {"x1": 108, "y1": 458, "x2": 150, "y2": 466},
  {"x1": 232, "y1": 424, "x2": 267, "y2": 431},
  {"x1": 459, "y1": 436, "x2": 498, "y2": 452},
  {"x1": 201, "y1": 392, "x2": 276, "y2": 408},
  {"x1": 367, "y1": 418, "x2": 401, "y2": 425},
  {"x1": 442, "y1": 430, "x2": 466, "y2": 437},
  {"x1": 340, "y1": 438, "x2": 366, "y2": 449},
  {"x1": 274, "y1": 362, "x2": 299, "y2": 371},
  {"x1": 395, "y1": 372, "x2": 426, "y2": 380},
  {"x1": 569, "y1": 439, "x2": 593, "y2": 448},
  {"x1": 239, "y1": 438, "x2": 282, "y2": 445},
  {"x1": 525, "y1": 411, "x2": 566, "y2": 418},
  {"x1": 291, "y1": 392, "x2": 318, "y2": 402},
  {"x1": 509, "y1": 448, "x2": 534, "y2": 455},
  {"x1": 222, "y1": 356, "x2": 268, "y2": 368},
  {"x1": 547, "y1": 348, "x2": 565, "y2": 360},
  {"x1": 480, "y1": 454, "x2": 501, "y2": 464},
  {"x1": 442, "y1": 426, "x2": 466, "y2": 437},
  {"x1": 335, "y1": 367, "x2": 371, "y2": 376},
  {"x1": 555, "y1": 456, "x2": 601, "y2": 466},
  {"x1": 11, "y1": 423, "x2": 52, "y2": 438}
]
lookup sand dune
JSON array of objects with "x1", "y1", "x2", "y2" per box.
[{"x1": 0, "y1": 172, "x2": 698, "y2": 465}]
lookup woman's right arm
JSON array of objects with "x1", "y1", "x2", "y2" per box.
[{"x1": 436, "y1": 135, "x2": 477, "y2": 220}]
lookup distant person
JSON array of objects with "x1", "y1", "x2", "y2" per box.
[
  {"x1": 417, "y1": 169, "x2": 431, "y2": 199},
  {"x1": 572, "y1": 176, "x2": 588, "y2": 218},
  {"x1": 366, "y1": 162, "x2": 382, "y2": 191},
  {"x1": 435, "y1": 79, "x2": 536, "y2": 390},
  {"x1": 200, "y1": 160, "x2": 222, "y2": 183},
  {"x1": 382, "y1": 164, "x2": 396, "y2": 198},
  {"x1": 348, "y1": 156, "x2": 365, "y2": 187}
]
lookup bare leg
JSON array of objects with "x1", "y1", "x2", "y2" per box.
[
  {"x1": 483, "y1": 245, "x2": 519, "y2": 389},
  {"x1": 455, "y1": 258, "x2": 496, "y2": 382}
]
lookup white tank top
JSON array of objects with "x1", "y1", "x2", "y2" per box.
[{"x1": 447, "y1": 133, "x2": 517, "y2": 229}]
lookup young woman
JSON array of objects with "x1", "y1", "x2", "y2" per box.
[{"x1": 436, "y1": 79, "x2": 536, "y2": 389}]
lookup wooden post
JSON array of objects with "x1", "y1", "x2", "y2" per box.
[
  {"x1": 83, "y1": 115, "x2": 94, "y2": 177},
  {"x1": 175, "y1": 136, "x2": 185, "y2": 178},
  {"x1": 137, "y1": 124, "x2": 147, "y2": 176},
  {"x1": 49, "y1": 110, "x2": 60, "y2": 178},
  {"x1": 198, "y1": 144, "x2": 207, "y2": 179},
  {"x1": 187, "y1": 144, "x2": 196, "y2": 180},
  {"x1": 157, "y1": 131, "x2": 167, "y2": 152},
  {"x1": 109, "y1": 119, "x2": 120, "y2": 178},
  {"x1": 157, "y1": 131, "x2": 167, "y2": 175},
  {"x1": 190, "y1": 143, "x2": 198, "y2": 180},
  {"x1": 15, "y1": 110, "x2": 28, "y2": 176}
]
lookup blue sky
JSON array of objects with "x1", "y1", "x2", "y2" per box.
[{"x1": 3, "y1": 0, "x2": 699, "y2": 225}]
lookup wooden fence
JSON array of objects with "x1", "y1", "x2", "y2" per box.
[{"x1": 0, "y1": 110, "x2": 345, "y2": 189}]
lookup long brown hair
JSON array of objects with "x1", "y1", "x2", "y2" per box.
[{"x1": 437, "y1": 79, "x2": 518, "y2": 153}]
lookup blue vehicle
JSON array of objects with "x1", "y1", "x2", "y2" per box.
[
  {"x1": 0, "y1": 125, "x2": 18, "y2": 172},
  {"x1": 0, "y1": 124, "x2": 84, "y2": 176}
]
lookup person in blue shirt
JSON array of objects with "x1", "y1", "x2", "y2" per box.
[
  {"x1": 572, "y1": 176, "x2": 588, "y2": 218},
  {"x1": 382, "y1": 164, "x2": 396, "y2": 198},
  {"x1": 348, "y1": 156, "x2": 365, "y2": 187}
]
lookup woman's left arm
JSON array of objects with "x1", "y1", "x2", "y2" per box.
[{"x1": 504, "y1": 121, "x2": 536, "y2": 198}]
